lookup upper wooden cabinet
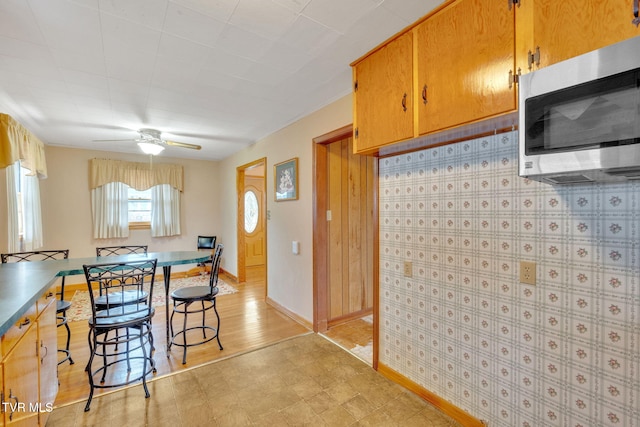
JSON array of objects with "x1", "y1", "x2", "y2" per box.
[
  {"x1": 351, "y1": 0, "x2": 640, "y2": 155},
  {"x1": 416, "y1": 0, "x2": 516, "y2": 135},
  {"x1": 517, "y1": 0, "x2": 640, "y2": 72},
  {"x1": 352, "y1": 31, "x2": 414, "y2": 154}
]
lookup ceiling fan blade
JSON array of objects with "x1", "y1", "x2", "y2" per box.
[
  {"x1": 92, "y1": 139, "x2": 137, "y2": 142},
  {"x1": 165, "y1": 140, "x2": 202, "y2": 150}
]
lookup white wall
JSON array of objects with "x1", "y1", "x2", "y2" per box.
[
  {"x1": 0, "y1": 146, "x2": 221, "y2": 278},
  {"x1": 218, "y1": 93, "x2": 352, "y2": 323},
  {"x1": 0, "y1": 94, "x2": 351, "y2": 323}
]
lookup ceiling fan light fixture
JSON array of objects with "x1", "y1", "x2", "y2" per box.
[{"x1": 137, "y1": 141, "x2": 164, "y2": 155}]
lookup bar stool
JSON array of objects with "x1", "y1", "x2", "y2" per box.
[
  {"x1": 82, "y1": 258, "x2": 158, "y2": 411},
  {"x1": 169, "y1": 244, "x2": 224, "y2": 364}
]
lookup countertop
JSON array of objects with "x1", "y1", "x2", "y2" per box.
[{"x1": 0, "y1": 251, "x2": 210, "y2": 337}]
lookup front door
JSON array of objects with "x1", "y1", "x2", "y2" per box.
[
  {"x1": 237, "y1": 158, "x2": 267, "y2": 285},
  {"x1": 244, "y1": 178, "x2": 265, "y2": 268}
]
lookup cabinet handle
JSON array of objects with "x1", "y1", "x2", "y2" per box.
[
  {"x1": 8, "y1": 389, "x2": 18, "y2": 421},
  {"x1": 19, "y1": 317, "x2": 30, "y2": 329},
  {"x1": 634, "y1": 0, "x2": 640, "y2": 26},
  {"x1": 46, "y1": 291, "x2": 54, "y2": 299},
  {"x1": 422, "y1": 85, "x2": 428, "y2": 105},
  {"x1": 402, "y1": 93, "x2": 407, "y2": 112},
  {"x1": 40, "y1": 339, "x2": 49, "y2": 364}
]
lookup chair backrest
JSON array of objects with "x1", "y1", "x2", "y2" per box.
[
  {"x1": 209, "y1": 244, "x2": 224, "y2": 292},
  {"x1": 1, "y1": 249, "x2": 69, "y2": 263},
  {"x1": 197, "y1": 236, "x2": 216, "y2": 250},
  {"x1": 96, "y1": 245, "x2": 148, "y2": 257},
  {"x1": 83, "y1": 259, "x2": 157, "y2": 318},
  {"x1": 1, "y1": 250, "x2": 71, "y2": 302}
]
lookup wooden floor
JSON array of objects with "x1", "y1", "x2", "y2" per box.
[
  {"x1": 322, "y1": 316, "x2": 372, "y2": 351},
  {"x1": 54, "y1": 266, "x2": 311, "y2": 408}
]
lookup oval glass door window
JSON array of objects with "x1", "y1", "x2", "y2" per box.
[{"x1": 244, "y1": 190, "x2": 259, "y2": 233}]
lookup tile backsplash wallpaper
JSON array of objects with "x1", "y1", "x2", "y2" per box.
[{"x1": 378, "y1": 131, "x2": 639, "y2": 427}]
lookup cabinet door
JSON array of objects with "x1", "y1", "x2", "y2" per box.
[
  {"x1": 416, "y1": 0, "x2": 516, "y2": 135},
  {"x1": 518, "y1": 0, "x2": 640, "y2": 71},
  {"x1": 0, "y1": 366, "x2": 3, "y2": 427},
  {"x1": 3, "y1": 327, "x2": 39, "y2": 427},
  {"x1": 37, "y1": 301, "x2": 57, "y2": 426},
  {"x1": 353, "y1": 31, "x2": 413, "y2": 153}
]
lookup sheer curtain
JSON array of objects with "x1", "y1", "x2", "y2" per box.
[
  {"x1": 91, "y1": 181, "x2": 129, "y2": 239},
  {"x1": 150, "y1": 184, "x2": 181, "y2": 237},
  {"x1": 6, "y1": 161, "x2": 43, "y2": 251}
]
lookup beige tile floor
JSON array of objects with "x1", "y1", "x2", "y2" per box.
[{"x1": 47, "y1": 333, "x2": 462, "y2": 427}]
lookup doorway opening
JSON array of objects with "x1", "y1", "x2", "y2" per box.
[
  {"x1": 237, "y1": 158, "x2": 267, "y2": 290},
  {"x1": 313, "y1": 126, "x2": 378, "y2": 367}
]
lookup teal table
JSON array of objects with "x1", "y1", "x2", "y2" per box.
[{"x1": 0, "y1": 251, "x2": 210, "y2": 350}]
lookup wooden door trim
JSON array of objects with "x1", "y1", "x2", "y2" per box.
[{"x1": 237, "y1": 158, "x2": 267, "y2": 285}]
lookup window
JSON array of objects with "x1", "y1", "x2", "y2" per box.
[
  {"x1": 89, "y1": 159, "x2": 182, "y2": 239},
  {"x1": 128, "y1": 187, "x2": 152, "y2": 229},
  {"x1": 244, "y1": 190, "x2": 259, "y2": 233},
  {"x1": 7, "y1": 161, "x2": 43, "y2": 251}
]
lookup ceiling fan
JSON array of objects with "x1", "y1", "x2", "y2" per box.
[{"x1": 94, "y1": 128, "x2": 202, "y2": 155}]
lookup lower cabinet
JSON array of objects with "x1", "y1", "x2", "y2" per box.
[
  {"x1": 37, "y1": 300, "x2": 57, "y2": 426},
  {"x1": 1, "y1": 288, "x2": 58, "y2": 427},
  {"x1": 2, "y1": 326, "x2": 39, "y2": 427},
  {"x1": 0, "y1": 367, "x2": 2, "y2": 427}
]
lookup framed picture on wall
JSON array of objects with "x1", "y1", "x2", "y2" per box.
[{"x1": 274, "y1": 157, "x2": 298, "y2": 201}]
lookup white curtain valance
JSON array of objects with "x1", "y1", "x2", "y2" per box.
[
  {"x1": 89, "y1": 158, "x2": 184, "y2": 191},
  {"x1": 0, "y1": 113, "x2": 47, "y2": 178}
]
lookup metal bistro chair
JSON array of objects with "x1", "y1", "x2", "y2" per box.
[
  {"x1": 82, "y1": 259, "x2": 158, "y2": 411},
  {"x1": 92, "y1": 245, "x2": 152, "y2": 366},
  {"x1": 169, "y1": 244, "x2": 224, "y2": 364},
  {"x1": 95, "y1": 245, "x2": 149, "y2": 305},
  {"x1": 95, "y1": 245, "x2": 149, "y2": 257},
  {"x1": 196, "y1": 236, "x2": 216, "y2": 270},
  {"x1": 1, "y1": 250, "x2": 74, "y2": 366}
]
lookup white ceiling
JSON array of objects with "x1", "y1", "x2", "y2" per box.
[{"x1": 0, "y1": 0, "x2": 443, "y2": 160}]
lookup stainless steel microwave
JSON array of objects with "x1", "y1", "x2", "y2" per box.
[{"x1": 518, "y1": 36, "x2": 640, "y2": 184}]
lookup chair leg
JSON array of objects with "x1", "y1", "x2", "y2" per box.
[
  {"x1": 64, "y1": 320, "x2": 74, "y2": 364},
  {"x1": 148, "y1": 323, "x2": 157, "y2": 373},
  {"x1": 140, "y1": 326, "x2": 150, "y2": 399},
  {"x1": 182, "y1": 302, "x2": 189, "y2": 364},
  {"x1": 213, "y1": 298, "x2": 223, "y2": 350},
  {"x1": 126, "y1": 328, "x2": 132, "y2": 372},
  {"x1": 85, "y1": 329, "x2": 94, "y2": 372},
  {"x1": 85, "y1": 329, "x2": 97, "y2": 412},
  {"x1": 201, "y1": 301, "x2": 206, "y2": 339},
  {"x1": 57, "y1": 312, "x2": 74, "y2": 365}
]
